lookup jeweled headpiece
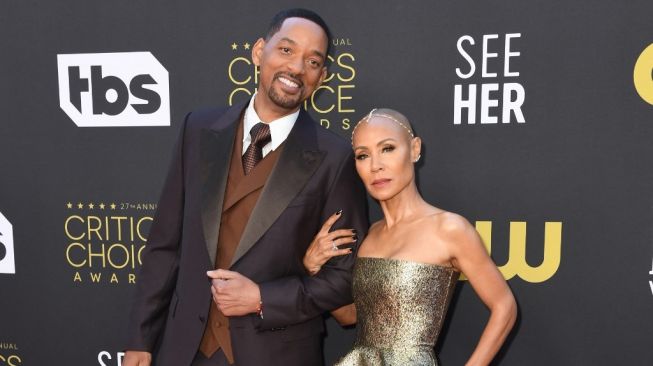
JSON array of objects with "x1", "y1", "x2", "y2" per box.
[{"x1": 351, "y1": 108, "x2": 415, "y2": 145}]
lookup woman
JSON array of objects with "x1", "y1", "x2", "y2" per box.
[{"x1": 303, "y1": 109, "x2": 517, "y2": 365}]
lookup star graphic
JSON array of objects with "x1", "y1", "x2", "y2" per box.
[
  {"x1": 99, "y1": 203, "x2": 106, "y2": 209},
  {"x1": 77, "y1": 203, "x2": 84, "y2": 209},
  {"x1": 110, "y1": 203, "x2": 117, "y2": 210},
  {"x1": 243, "y1": 42, "x2": 251, "y2": 50},
  {"x1": 231, "y1": 42, "x2": 238, "y2": 50},
  {"x1": 88, "y1": 203, "x2": 95, "y2": 209},
  {"x1": 66, "y1": 202, "x2": 73, "y2": 209}
]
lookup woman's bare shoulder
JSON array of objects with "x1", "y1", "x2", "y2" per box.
[{"x1": 422, "y1": 209, "x2": 476, "y2": 244}]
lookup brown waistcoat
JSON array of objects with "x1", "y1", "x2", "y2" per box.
[{"x1": 199, "y1": 119, "x2": 283, "y2": 364}]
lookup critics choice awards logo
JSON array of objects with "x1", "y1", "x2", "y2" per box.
[
  {"x1": 0, "y1": 341, "x2": 21, "y2": 366},
  {"x1": 453, "y1": 33, "x2": 526, "y2": 125},
  {"x1": 226, "y1": 38, "x2": 357, "y2": 132},
  {"x1": 0, "y1": 211, "x2": 15, "y2": 275},
  {"x1": 63, "y1": 201, "x2": 154, "y2": 285},
  {"x1": 57, "y1": 52, "x2": 170, "y2": 127}
]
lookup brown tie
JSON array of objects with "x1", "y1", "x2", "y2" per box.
[{"x1": 242, "y1": 122, "x2": 271, "y2": 175}]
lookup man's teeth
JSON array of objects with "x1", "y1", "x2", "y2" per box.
[{"x1": 278, "y1": 77, "x2": 299, "y2": 88}]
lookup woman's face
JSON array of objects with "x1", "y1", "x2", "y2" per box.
[{"x1": 352, "y1": 117, "x2": 420, "y2": 201}]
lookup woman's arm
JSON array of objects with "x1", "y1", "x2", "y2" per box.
[
  {"x1": 302, "y1": 212, "x2": 359, "y2": 325},
  {"x1": 330, "y1": 303, "x2": 357, "y2": 326},
  {"x1": 443, "y1": 214, "x2": 517, "y2": 366}
]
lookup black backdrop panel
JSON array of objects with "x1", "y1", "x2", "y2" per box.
[{"x1": 1, "y1": 1, "x2": 653, "y2": 365}]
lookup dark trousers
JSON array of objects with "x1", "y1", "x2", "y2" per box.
[{"x1": 191, "y1": 349, "x2": 232, "y2": 366}]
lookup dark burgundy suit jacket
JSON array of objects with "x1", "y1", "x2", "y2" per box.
[{"x1": 126, "y1": 100, "x2": 369, "y2": 366}]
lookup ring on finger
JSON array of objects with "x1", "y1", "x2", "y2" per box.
[{"x1": 331, "y1": 241, "x2": 338, "y2": 251}]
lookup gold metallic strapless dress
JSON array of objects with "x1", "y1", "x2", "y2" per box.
[{"x1": 335, "y1": 257, "x2": 459, "y2": 366}]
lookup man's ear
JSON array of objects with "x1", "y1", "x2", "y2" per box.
[{"x1": 252, "y1": 38, "x2": 265, "y2": 66}]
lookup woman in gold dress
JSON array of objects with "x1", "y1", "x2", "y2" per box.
[{"x1": 303, "y1": 109, "x2": 517, "y2": 366}]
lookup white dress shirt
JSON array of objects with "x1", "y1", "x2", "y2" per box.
[{"x1": 242, "y1": 93, "x2": 299, "y2": 157}]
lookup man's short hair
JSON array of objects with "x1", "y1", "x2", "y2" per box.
[{"x1": 265, "y1": 8, "x2": 332, "y2": 58}]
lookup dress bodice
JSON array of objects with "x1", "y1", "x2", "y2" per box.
[{"x1": 335, "y1": 257, "x2": 459, "y2": 366}]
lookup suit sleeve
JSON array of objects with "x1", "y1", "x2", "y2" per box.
[
  {"x1": 124, "y1": 114, "x2": 189, "y2": 351},
  {"x1": 256, "y1": 149, "x2": 369, "y2": 329}
]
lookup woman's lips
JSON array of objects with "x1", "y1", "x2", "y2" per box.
[{"x1": 371, "y1": 178, "x2": 391, "y2": 187}]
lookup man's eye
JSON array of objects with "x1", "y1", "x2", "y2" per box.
[{"x1": 280, "y1": 47, "x2": 291, "y2": 54}]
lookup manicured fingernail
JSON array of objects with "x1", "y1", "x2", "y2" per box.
[
  {"x1": 352, "y1": 229, "x2": 357, "y2": 234},
  {"x1": 347, "y1": 249, "x2": 353, "y2": 253},
  {"x1": 352, "y1": 235, "x2": 358, "y2": 241},
  {"x1": 336, "y1": 209, "x2": 343, "y2": 215}
]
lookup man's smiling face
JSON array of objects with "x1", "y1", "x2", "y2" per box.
[{"x1": 252, "y1": 17, "x2": 328, "y2": 117}]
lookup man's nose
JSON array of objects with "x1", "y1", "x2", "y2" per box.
[{"x1": 286, "y1": 55, "x2": 305, "y2": 75}]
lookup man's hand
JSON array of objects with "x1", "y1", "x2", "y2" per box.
[
  {"x1": 207, "y1": 269, "x2": 261, "y2": 316},
  {"x1": 122, "y1": 350, "x2": 152, "y2": 366}
]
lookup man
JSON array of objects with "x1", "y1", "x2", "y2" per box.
[{"x1": 123, "y1": 8, "x2": 368, "y2": 366}]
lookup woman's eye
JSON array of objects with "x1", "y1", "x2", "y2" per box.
[
  {"x1": 381, "y1": 145, "x2": 395, "y2": 153},
  {"x1": 355, "y1": 154, "x2": 368, "y2": 160}
]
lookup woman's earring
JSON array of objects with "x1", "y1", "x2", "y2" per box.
[{"x1": 414, "y1": 154, "x2": 421, "y2": 163}]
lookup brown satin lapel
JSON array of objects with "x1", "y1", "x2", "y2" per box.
[{"x1": 229, "y1": 111, "x2": 326, "y2": 267}]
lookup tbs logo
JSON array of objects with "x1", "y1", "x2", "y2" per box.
[
  {"x1": 0, "y1": 211, "x2": 15, "y2": 274},
  {"x1": 57, "y1": 52, "x2": 170, "y2": 127}
]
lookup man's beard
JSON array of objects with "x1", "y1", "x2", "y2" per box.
[{"x1": 267, "y1": 74, "x2": 304, "y2": 110}]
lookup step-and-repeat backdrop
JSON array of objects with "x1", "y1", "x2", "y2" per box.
[{"x1": 1, "y1": 1, "x2": 652, "y2": 365}]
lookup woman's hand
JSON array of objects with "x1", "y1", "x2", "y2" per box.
[{"x1": 303, "y1": 210, "x2": 357, "y2": 275}]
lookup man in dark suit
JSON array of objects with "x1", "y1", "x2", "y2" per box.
[{"x1": 123, "y1": 8, "x2": 368, "y2": 366}]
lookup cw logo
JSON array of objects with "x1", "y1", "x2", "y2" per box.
[
  {"x1": 461, "y1": 221, "x2": 562, "y2": 283},
  {"x1": 634, "y1": 43, "x2": 653, "y2": 105}
]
